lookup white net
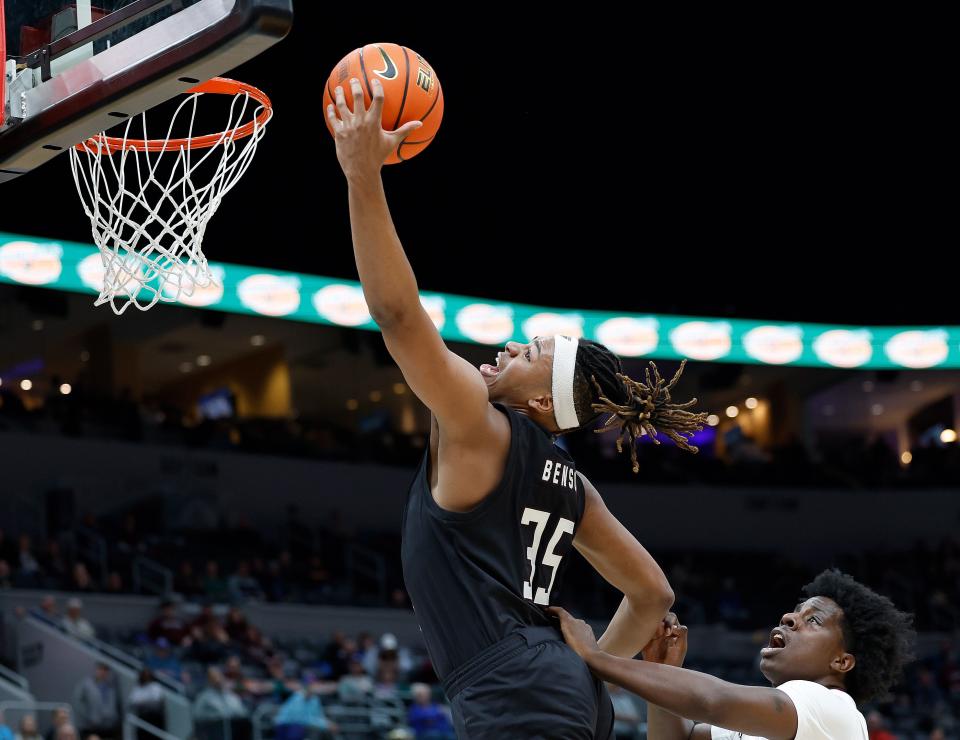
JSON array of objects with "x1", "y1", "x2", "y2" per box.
[{"x1": 69, "y1": 80, "x2": 272, "y2": 314}]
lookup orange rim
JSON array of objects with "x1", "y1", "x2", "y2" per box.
[{"x1": 75, "y1": 78, "x2": 272, "y2": 154}]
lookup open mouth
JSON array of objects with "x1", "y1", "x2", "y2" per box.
[
  {"x1": 761, "y1": 628, "x2": 787, "y2": 656},
  {"x1": 479, "y1": 352, "x2": 506, "y2": 379}
]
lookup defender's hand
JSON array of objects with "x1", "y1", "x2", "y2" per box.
[{"x1": 547, "y1": 606, "x2": 601, "y2": 662}]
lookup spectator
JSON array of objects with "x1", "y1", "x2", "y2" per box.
[
  {"x1": 608, "y1": 682, "x2": 642, "y2": 739},
  {"x1": 201, "y1": 561, "x2": 229, "y2": 602},
  {"x1": 15, "y1": 535, "x2": 42, "y2": 587},
  {"x1": 41, "y1": 540, "x2": 70, "y2": 587},
  {"x1": 338, "y1": 655, "x2": 373, "y2": 703},
  {"x1": 104, "y1": 572, "x2": 124, "y2": 594},
  {"x1": 323, "y1": 632, "x2": 354, "y2": 680},
  {"x1": 14, "y1": 715, "x2": 41, "y2": 740},
  {"x1": 223, "y1": 655, "x2": 245, "y2": 688},
  {"x1": 73, "y1": 662, "x2": 120, "y2": 738},
  {"x1": 0, "y1": 709, "x2": 13, "y2": 740},
  {"x1": 37, "y1": 594, "x2": 58, "y2": 620},
  {"x1": 192, "y1": 668, "x2": 249, "y2": 740},
  {"x1": 53, "y1": 728, "x2": 77, "y2": 740},
  {"x1": 227, "y1": 561, "x2": 264, "y2": 602},
  {"x1": 406, "y1": 683, "x2": 453, "y2": 740},
  {"x1": 43, "y1": 708, "x2": 71, "y2": 740},
  {"x1": 364, "y1": 633, "x2": 414, "y2": 682},
  {"x1": 174, "y1": 561, "x2": 202, "y2": 597},
  {"x1": 224, "y1": 606, "x2": 255, "y2": 646},
  {"x1": 62, "y1": 598, "x2": 96, "y2": 640},
  {"x1": 70, "y1": 563, "x2": 95, "y2": 593},
  {"x1": 190, "y1": 604, "x2": 229, "y2": 662},
  {"x1": 866, "y1": 710, "x2": 897, "y2": 740},
  {"x1": 128, "y1": 668, "x2": 165, "y2": 738},
  {"x1": 0, "y1": 559, "x2": 11, "y2": 589},
  {"x1": 144, "y1": 638, "x2": 182, "y2": 682},
  {"x1": 273, "y1": 687, "x2": 335, "y2": 740},
  {"x1": 147, "y1": 601, "x2": 191, "y2": 647}
]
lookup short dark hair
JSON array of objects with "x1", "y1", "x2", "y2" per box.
[{"x1": 802, "y1": 569, "x2": 915, "y2": 704}]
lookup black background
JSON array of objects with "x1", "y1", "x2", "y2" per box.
[{"x1": 2, "y1": 5, "x2": 951, "y2": 324}]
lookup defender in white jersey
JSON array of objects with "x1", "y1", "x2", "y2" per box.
[{"x1": 550, "y1": 570, "x2": 915, "y2": 740}]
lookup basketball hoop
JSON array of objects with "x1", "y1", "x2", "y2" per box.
[{"x1": 69, "y1": 78, "x2": 272, "y2": 314}]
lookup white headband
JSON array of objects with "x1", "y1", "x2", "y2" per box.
[{"x1": 551, "y1": 335, "x2": 580, "y2": 430}]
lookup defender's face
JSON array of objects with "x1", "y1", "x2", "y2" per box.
[{"x1": 760, "y1": 596, "x2": 848, "y2": 686}]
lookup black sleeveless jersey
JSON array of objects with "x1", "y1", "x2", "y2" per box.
[{"x1": 400, "y1": 402, "x2": 586, "y2": 680}]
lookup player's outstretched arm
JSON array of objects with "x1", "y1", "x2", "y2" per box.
[
  {"x1": 571, "y1": 473, "x2": 674, "y2": 659},
  {"x1": 328, "y1": 78, "x2": 492, "y2": 439},
  {"x1": 548, "y1": 607, "x2": 799, "y2": 740}
]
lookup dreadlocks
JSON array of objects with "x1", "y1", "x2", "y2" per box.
[{"x1": 569, "y1": 340, "x2": 708, "y2": 473}]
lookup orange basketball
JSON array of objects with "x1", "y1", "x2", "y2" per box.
[{"x1": 322, "y1": 43, "x2": 443, "y2": 164}]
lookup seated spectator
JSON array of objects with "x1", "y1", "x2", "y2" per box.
[
  {"x1": 73, "y1": 662, "x2": 120, "y2": 738},
  {"x1": 224, "y1": 606, "x2": 256, "y2": 646},
  {"x1": 128, "y1": 668, "x2": 166, "y2": 737},
  {"x1": 41, "y1": 540, "x2": 70, "y2": 587},
  {"x1": 52, "y1": 728, "x2": 77, "y2": 740},
  {"x1": 15, "y1": 535, "x2": 42, "y2": 588},
  {"x1": 0, "y1": 709, "x2": 13, "y2": 740},
  {"x1": 174, "y1": 561, "x2": 202, "y2": 597},
  {"x1": 406, "y1": 683, "x2": 453, "y2": 740},
  {"x1": 69, "y1": 563, "x2": 95, "y2": 593},
  {"x1": 202, "y1": 561, "x2": 229, "y2": 603},
  {"x1": 14, "y1": 714, "x2": 41, "y2": 740},
  {"x1": 338, "y1": 655, "x2": 373, "y2": 703},
  {"x1": 147, "y1": 600, "x2": 191, "y2": 647},
  {"x1": 43, "y1": 707, "x2": 71, "y2": 740},
  {"x1": 364, "y1": 633, "x2": 414, "y2": 682},
  {"x1": 223, "y1": 655, "x2": 245, "y2": 689},
  {"x1": 104, "y1": 572, "x2": 124, "y2": 594},
  {"x1": 61, "y1": 598, "x2": 96, "y2": 640},
  {"x1": 37, "y1": 595, "x2": 59, "y2": 621},
  {"x1": 867, "y1": 710, "x2": 896, "y2": 740},
  {"x1": 145, "y1": 638, "x2": 182, "y2": 682},
  {"x1": 323, "y1": 632, "x2": 355, "y2": 680},
  {"x1": 374, "y1": 662, "x2": 401, "y2": 700},
  {"x1": 0, "y1": 559, "x2": 11, "y2": 589},
  {"x1": 190, "y1": 604, "x2": 229, "y2": 662},
  {"x1": 193, "y1": 668, "x2": 249, "y2": 740},
  {"x1": 273, "y1": 687, "x2": 336, "y2": 740},
  {"x1": 227, "y1": 562, "x2": 264, "y2": 602}
]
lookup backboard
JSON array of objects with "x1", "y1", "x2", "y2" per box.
[{"x1": 0, "y1": 0, "x2": 292, "y2": 183}]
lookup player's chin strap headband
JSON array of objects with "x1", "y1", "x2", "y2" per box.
[{"x1": 552, "y1": 335, "x2": 580, "y2": 430}]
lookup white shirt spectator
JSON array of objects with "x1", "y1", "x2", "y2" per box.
[
  {"x1": 129, "y1": 681, "x2": 166, "y2": 711},
  {"x1": 61, "y1": 614, "x2": 96, "y2": 640},
  {"x1": 193, "y1": 687, "x2": 248, "y2": 721},
  {"x1": 62, "y1": 599, "x2": 96, "y2": 640},
  {"x1": 710, "y1": 680, "x2": 868, "y2": 739}
]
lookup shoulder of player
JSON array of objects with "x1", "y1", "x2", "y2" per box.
[{"x1": 776, "y1": 681, "x2": 862, "y2": 723}]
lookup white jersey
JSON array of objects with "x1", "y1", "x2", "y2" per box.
[{"x1": 710, "y1": 680, "x2": 868, "y2": 740}]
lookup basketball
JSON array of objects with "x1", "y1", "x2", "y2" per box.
[{"x1": 322, "y1": 43, "x2": 444, "y2": 164}]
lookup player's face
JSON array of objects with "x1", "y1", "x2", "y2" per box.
[
  {"x1": 759, "y1": 596, "x2": 851, "y2": 686},
  {"x1": 479, "y1": 336, "x2": 554, "y2": 405}
]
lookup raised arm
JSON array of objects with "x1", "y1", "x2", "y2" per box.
[
  {"x1": 327, "y1": 78, "x2": 493, "y2": 440},
  {"x1": 548, "y1": 608, "x2": 799, "y2": 740},
  {"x1": 572, "y1": 473, "x2": 673, "y2": 658}
]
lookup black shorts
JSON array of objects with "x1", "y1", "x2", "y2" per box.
[{"x1": 442, "y1": 626, "x2": 615, "y2": 740}]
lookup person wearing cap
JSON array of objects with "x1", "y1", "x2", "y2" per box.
[
  {"x1": 61, "y1": 598, "x2": 96, "y2": 640},
  {"x1": 329, "y1": 81, "x2": 702, "y2": 738},
  {"x1": 362, "y1": 633, "x2": 414, "y2": 680}
]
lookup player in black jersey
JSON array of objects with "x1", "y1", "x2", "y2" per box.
[{"x1": 327, "y1": 78, "x2": 707, "y2": 739}]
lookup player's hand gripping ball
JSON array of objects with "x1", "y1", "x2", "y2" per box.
[{"x1": 323, "y1": 43, "x2": 443, "y2": 164}]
